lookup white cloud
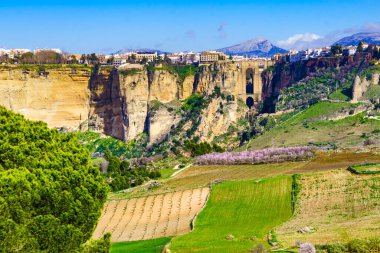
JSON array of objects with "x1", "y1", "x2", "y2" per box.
[{"x1": 277, "y1": 33, "x2": 324, "y2": 50}]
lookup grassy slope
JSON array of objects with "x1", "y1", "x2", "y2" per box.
[
  {"x1": 243, "y1": 101, "x2": 380, "y2": 150},
  {"x1": 110, "y1": 237, "x2": 171, "y2": 253},
  {"x1": 276, "y1": 170, "x2": 380, "y2": 248},
  {"x1": 169, "y1": 176, "x2": 293, "y2": 253}
]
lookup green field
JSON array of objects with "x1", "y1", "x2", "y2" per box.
[
  {"x1": 243, "y1": 101, "x2": 380, "y2": 150},
  {"x1": 348, "y1": 163, "x2": 380, "y2": 174},
  {"x1": 328, "y1": 86, "x2": 352, "y2": 101},
  {"x1": 169, "y1": 176, "x2": 293, "y2": 253},
  {"x1": 110, "y1": 237, "x2": 171, "y2": 253}
]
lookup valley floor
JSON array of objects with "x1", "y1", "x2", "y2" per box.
[{"x1": 95, "y1": 150, "x2": 380, "y2": 252}]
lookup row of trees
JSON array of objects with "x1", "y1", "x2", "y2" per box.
[
  {"x1": 195, "y1": 146, "x2": 315, "y2": 165},
  {"x1": 0, "y1": 51, "x2": 100, "y2": 65},
  {"x1": 103, "y1": 149, "x2": 161, "y2": 192}
]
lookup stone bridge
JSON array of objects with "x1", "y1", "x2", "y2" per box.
[{"x1": 238, "y1": 60, "x2": 274, "y2": 108}]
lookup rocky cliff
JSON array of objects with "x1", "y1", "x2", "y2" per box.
[
  {"x1": 0, "y1": 63, "x2": 247, "y2": 146},
  {"x1": 261, "y1": 53, "x2": 375, "y2": 112},
  {"x1": 352, "y1": 71, "x2": 380, "y2": 102}
]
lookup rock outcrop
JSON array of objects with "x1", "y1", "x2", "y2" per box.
[{"x1": 352, "y1": 72, "x2": 380, "y2": 102}]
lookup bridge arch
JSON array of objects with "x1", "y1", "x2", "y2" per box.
[
  {"x1": 246, "y1": 68, "x2": 254, "y2": 94},
  {"x1": 246, "y1": 96, "x2": 254, "y2": 109}
]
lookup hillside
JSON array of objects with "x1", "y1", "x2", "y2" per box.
[
  {"x1": 243, "y1": 101, "x2": 380, "y2": 150},
  {"x1": 334, "y1": 32, "x2": 380, "y2": 46},
  {"x1": 217, "y1": 38, "x2": 287, "y2": 57}
]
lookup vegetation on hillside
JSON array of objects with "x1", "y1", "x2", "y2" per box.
[
  {"x1": 77, "y1": 131, "x2": 146, "y2": 158},
  {"x1": 0, "y1": 106, "x2": 109, "y2": 252},
  {"x1": 149, "y1": 88, "x2": 228, "y2": 157},
  {"x1": 102, "y1": 149, "x2": 161, "y2": 192},
  {"x1": 276, "y1": 69, "x2": 356, "y2": 111},
  {"x1": 148, "y1": 64, "x2": 200, "y2": 82},
  {"x1": 243, "y1": 101, "x2": 380, "y2": 150}
]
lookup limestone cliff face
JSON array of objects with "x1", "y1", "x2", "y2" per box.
[
  {"x1": 181, "y1": 76, "x2": 195, "y2": 99},
  {"x1": 195, "y1": 62, "x2": 243, "y2": 98},
  {"x1": 149, "y1": 107, "x2": 181, "y2": 145},
  {"x1": 87, "y1": 67, "x2": 125, "y2": 139},
  {"x1": 118, "y1": 70, "x2": 150, "y2": 141},
  {"x1": 195, "y1": 96, "x2": 244, "y2": 142},
  {"x1": 0, "y1": 63, "x2": 248, "y2": 146},
  {"x1": 0, "y1": 67, "x2": 91, "y2": 130},
  {"x1": 150, "y1": 70, "x2": 179, "y2": 102}
]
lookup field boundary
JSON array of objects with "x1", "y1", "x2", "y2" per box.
[
  {"x1": 347, "y1": 163, "x2": 380, "y2": 174},
  {"x1": 190, "y1": 185, "x2": 212, "y2": 231}
]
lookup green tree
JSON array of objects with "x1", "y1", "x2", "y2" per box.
[
  {"x1": 0, "y1": 106, "x2": 108, "y2": 252},
  {"x1": 357, "y1": 42, "x2": 364, "y2": 53},
  {"x1": 331, "y1": 44, "x2": 342, "y2": 56}
]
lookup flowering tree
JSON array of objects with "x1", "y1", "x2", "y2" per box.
[{"x1": 195, "y1": 146, "x2": 314, "y2": 165}]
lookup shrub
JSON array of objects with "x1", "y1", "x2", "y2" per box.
[
  {"x1": 317, "y1": 238, "x2": 380, "y2": 253},
  {"x1": 363, "y1": 139, "x2": 376, "y2": 146},
  {"x1": 347, "y1": 239, "x2": 370, "y2": 253},
  {"x1": 250, "y1": 244, "x2": 266, "y2": 253}
]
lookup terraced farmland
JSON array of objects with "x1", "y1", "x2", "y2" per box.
[
  {"x1": 169, "y1": 176, "x2": 293, "y2": 253},
  {"x1": 276, "y1": 170, "x2": 380, "y2": 248},
  {"x1": 93, "y1": 187, "x2": 209, "y2": 242}
]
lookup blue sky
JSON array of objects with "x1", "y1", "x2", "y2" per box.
[{"x1": 0, "y1": 0, "x2": 379, "y2": 53}]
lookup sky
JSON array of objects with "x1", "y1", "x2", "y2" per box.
[{"x1": 0, "y1": 0, "x2": 380, "y2": 53}]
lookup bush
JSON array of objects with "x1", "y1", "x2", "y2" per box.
[
  {"x1": 250, "y1": 244, "x2": 266, "y2": 253},
  {"x1": 317, "y1": 238, "x2": 380, "y2": 253},
  {"x1": 184, "y1": 140, "x2": 213, "y2": 157}
]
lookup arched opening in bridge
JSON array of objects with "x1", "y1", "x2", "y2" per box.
[
  {"x1": 246, "y1": 96, "x2": 254, "y2": 109},
  {"x1": 246, "y1": 68, "x2": 254, "y2": 94}
]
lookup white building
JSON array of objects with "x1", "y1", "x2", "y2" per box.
[
  {"x1": 342, "y1": 46, "x2": 357, "y2": 56},
  {"x1": 0, "y1": 49, "x2": 10, "y2": 56},
  {"x1": 8, "y1": 49, "x2": 31, "y2": 59}
]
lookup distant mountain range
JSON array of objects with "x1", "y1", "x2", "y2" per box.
[
  {"x1": 334, "y1": 32, "x2": 380, "y2": 46},
  {"x1": 114, "y1": 48, "x2": 171, "y2": 55},
  {"x1": 216, "y1": 38, "x2": 288, "y2": 58}
]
